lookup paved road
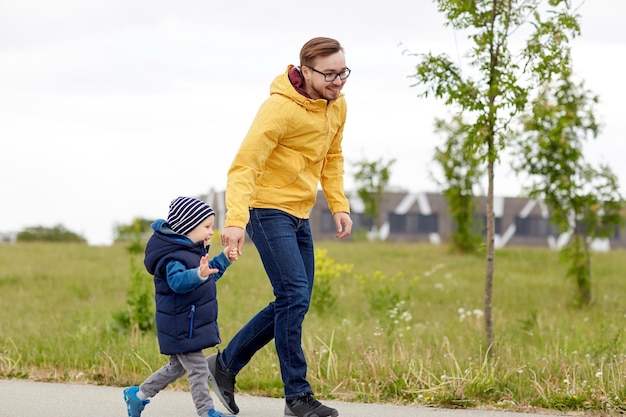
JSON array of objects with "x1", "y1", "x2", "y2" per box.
[{"x1": 0, "y1": 379, "x2": 565, "y2": 417}]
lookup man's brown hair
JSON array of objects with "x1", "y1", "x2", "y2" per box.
[{"x1": 299, "y1": 37, "x2": 344, "y2": 67}]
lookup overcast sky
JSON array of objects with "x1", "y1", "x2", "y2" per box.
[{"x1": 1, "y1": 0, "x2": 623, "y2": 245}]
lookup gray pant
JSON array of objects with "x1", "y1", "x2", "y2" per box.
[{"x1": 140, "y1": 351, "x2": 215, "y2": 416}]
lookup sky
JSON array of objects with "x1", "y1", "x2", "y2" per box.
[{"x1": 1, "y1": 0, "x2": 624, "y2": 245}]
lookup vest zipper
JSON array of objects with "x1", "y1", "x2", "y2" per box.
[{"x1": 188, "y1": 304, "x2": 196, "y2": 338}]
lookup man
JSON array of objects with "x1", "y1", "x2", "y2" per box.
[{"x1": 207, "y1": 37, "x2": 353, "y2": 417}]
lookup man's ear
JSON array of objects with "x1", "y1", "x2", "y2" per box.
[{"x1": 300, "y1": 65, "x2": 311, "y2": 82}]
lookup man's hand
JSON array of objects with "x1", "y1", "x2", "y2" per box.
[
  {"x1": 221, "y1": 226, "x2": 246, "y2": 255},
  {"x1": 333, "y1": 212, "x2": 353, "y2": 239},
  {"x1": 223, "y1": 243, "x2": 239, "y2": 262}
]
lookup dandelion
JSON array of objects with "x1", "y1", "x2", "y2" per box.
[
  {"x1": 458, "y1": 308, "x2": 467, "y2": 322},
  {"x1": 423, "y1": 263, "x2": 445, "y2": 276},
  {"x1": 595, "y1": 371, "x2": 602, "y2": 378},
  {"x1": 400, "y1": 311, "x2": 412, "y2": 322}
]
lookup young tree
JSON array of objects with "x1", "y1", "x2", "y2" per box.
[
  {"x1": 432, "y1": 114, "x2": 484, "y2": 253},
  {"x1": 114, "y1": 217, "x2": 154, "y2": 243},
  {"x1": 112, "y1": 218, "x2": 155, "y2": 332},
  {"x1": 411, "y1": 0, "x2": 580, "y2": 351},
  {"x1": 352, "y1": 157, "x2": 396, "y2": 234},
  {"x1": 515, "y1": 67, "x2": 624, "y2": 306}
]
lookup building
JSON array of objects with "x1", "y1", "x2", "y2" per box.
[{"x1": 201, "y1": 190, "x2": 625, "y2": 250}]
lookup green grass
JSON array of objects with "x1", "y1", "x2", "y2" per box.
[{"x1": 1, "y1": 241, "x2": 626, "y2": 415}]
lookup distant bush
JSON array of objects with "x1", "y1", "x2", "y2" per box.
[{"x1": 17, "y1": 225, "x2": 86, "y2": 243}]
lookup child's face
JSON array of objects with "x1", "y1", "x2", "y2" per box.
[{"x1": 187, "y1": 215, "x2": 215, "y2": 246}]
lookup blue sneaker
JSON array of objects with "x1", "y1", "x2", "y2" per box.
[
  {"x1": 123, "y1": 386, "x2": 150, "y2": 417},
  {"x1": 209, "y1": 409, "x2": 228, "y2": 417}
]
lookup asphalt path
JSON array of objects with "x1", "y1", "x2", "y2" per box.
[{"x1": 0, "y1": 379, "x2": 565, "y2": 417}]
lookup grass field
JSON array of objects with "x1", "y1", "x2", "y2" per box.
[{"x1": 1, "y1": 241, "x2": 625, "y2": 415}]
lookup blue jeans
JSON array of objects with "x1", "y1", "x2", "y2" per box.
[{"x1": 220, "y1": 208, "x2": 315, "y2": 399}]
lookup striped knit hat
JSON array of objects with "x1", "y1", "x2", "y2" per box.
[{"x1": 167, "y1": 196, "x2": 215, "y2": 236}]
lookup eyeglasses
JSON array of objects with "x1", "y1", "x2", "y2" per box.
[{"x1": 304, "y1": 66, "x2": 351, "y2": 82}]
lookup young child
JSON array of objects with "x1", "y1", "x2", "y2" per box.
[{"x1": 123, "y1": 196, "x2": 238, "y2": 417}]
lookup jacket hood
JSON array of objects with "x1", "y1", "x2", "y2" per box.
[
  {"x1": 144, "y1": 219, "x2": 204, "y2": 275},
  {"x1": 270, "y1": 65, "x2": 343, "y2": 111}
]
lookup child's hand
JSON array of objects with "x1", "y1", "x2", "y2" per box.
[
  {"x1": 199, "y1": 254, "x2": 219, "y2": 278},
  {"x1": 224, "y1": 244, "x2": 239, "y2": 262}
]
